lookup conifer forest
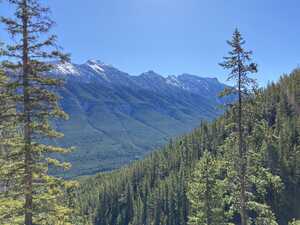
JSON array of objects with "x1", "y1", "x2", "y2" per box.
[{"x1": 0, "y1": 0, "x2": 299, "y2": 225}]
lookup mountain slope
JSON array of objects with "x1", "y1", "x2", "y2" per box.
[
  {"x1": 73, "y1": 69, "x2": 300, "y2": 225},
  {"x1": 51, "y1": 60, "x2": 231, "y2": 177}
]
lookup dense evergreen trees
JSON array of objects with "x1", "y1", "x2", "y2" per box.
[
  {"x1": 1, "y1": 2, "x2": 300, "y2": 225},
  {"x1": 187, "y1": 151, "x2": 227, "y2": 225},
  {"x1": 0, "y1": 0, "x2": 74, "y2": 224},
  {"x1": 0, "y1": 46, "x2": 25, "y2": 224},
  {"x1": 73, "y1": 67, "x2": 300, "y2": 225},
  {"x1": 289, "y1": 220, "x2": 300, "y2": 225}
]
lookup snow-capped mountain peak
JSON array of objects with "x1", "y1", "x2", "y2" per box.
[
  {"x1": 54, "y1": 62, "x2": 80, "y2": 75},
  {"x1": 86, "y1": 60, "x2": 105, "y2": 73},
  {"x1": 50, "y1": 60, "x2": 228, "y2": 97},
  {"x1": 166, "y1": 75, "x2": 181, "y2": 87}
]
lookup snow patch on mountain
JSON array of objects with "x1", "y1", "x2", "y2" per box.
[
  {"x1": 51, "y1": 60, "x2": 228, "y2": 97},
  {"x1": 86, "y1": 60, "x2": 105, "y2": 72},
  {"x1": 81, "y1": 60, "x2": 112, "y2": 81},
  {"x1": 166, "y1": 75, "x2": 181, "y2": 87},
  {"x1": 55, "y1": 62, "x2": 80, "y2": 75}
]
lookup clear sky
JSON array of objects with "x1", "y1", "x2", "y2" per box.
[{"x1": 1, "y1": 0, "x2": 300, "y2": 85}]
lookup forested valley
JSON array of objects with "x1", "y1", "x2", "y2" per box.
[{"x1": 0, "y1": 0, "x2": 300, "y2": 225}]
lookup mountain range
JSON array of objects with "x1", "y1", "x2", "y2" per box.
[{"x1": 50, "y1": 60, "x2": 231, "y2": 177}]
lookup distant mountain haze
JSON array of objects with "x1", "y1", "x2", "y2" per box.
[{"x1": 50, "y1": 60, "x2": 232, "y2": 177}]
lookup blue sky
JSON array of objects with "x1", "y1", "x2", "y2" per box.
[{"x1": 1, "y1": 0, "x2": 300, "y2": 85}]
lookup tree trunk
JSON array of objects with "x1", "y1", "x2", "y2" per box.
[
  {"x1": 238, "y1": 66, "x2": 247, "y2": 225},
  {"x1": 22, "y1": 0, "x2": 33, "y2": 224}
]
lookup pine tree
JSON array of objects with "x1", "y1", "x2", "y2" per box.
[
  {"x1": 0, "y1": 1, "x2": 74, "y2": 224},
  {"x1": 0, "y1": 44, "x2": 25, "y2": 224},
  {"x1": 219, "y1": 87, "x2": 282, "y2": 225},
  {"x1": 131, "y1": 195, "x2": 144, "y2": 225},
  {"x1": 289, "y1": 219, "x2": 300, "y2": 225},
  {"x1": 219, "y1": 28, "x2": 257, "y2": 225},
  {"x1": 187, "y1": 151, "x2": 227, "y2": 225}
]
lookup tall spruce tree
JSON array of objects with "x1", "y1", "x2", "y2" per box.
[
  {"x1": 0, "y1": 1, "x2": 74, "y2": 224},
  {"x1": 187, "y1": 151, "x2": 228, "y2": 225},
  {"x1": 219, "y1": 28, "x2": 257, "y2": 225}
]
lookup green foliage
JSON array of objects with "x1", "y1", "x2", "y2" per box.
[
  {"x1": 0, "y1": 48, "x2": 24, "y2": 224},
  {"x1": 187, "y1": 151, "x2": 228, "y2": 225},
  {"x1": 289, "y1": 219, "x2": 300, "y2": 225},
  {"x1": 73, "y1": 69, "x2": 300, "y2": 225},
  {"x1": 219, "y1": 115, "x2": 282, "y2": 225},
  {"x1": 220, "y1": 28, "x2": 259, "y2": 225},
  {"x1": 0, "y1": 0, "x2": 75, "y2": 224}
]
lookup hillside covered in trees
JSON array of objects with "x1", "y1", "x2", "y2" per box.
[
  {"x1": 1, "y1": 1, "x2": 300, "y2": 225},
  {"x1": 73, "y1": 69, "x2": 300, "y2": 225}
]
